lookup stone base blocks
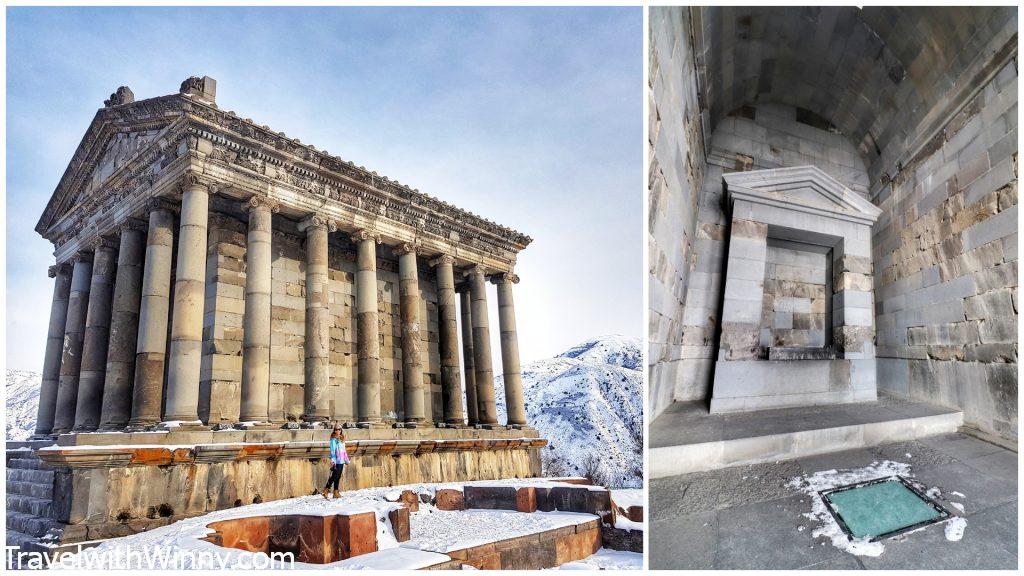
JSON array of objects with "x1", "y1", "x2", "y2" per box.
[{"x1": 204, "y1": 512, "x2": 378, "y2": 564}]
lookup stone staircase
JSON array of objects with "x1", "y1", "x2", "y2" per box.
[{"x1": 5, "y1": 446, "x2": 60, "y2": 556}]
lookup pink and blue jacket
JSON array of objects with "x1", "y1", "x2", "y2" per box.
[{"x1": 330, "y1": 437, "x2": 350, "y2": 465}]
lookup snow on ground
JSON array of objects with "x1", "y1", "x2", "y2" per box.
[
  {"x1": 54, "y1": 478, "x2": 606, "y2": 570},
  {"x1": 495, "y1": 335, "x2": 643, "y2": 489},
  {"x1": 6, "y1": 369, "x2": 41, "y2": 440},
  {"x1": 611, "y1": 489, "x2": 643, "y2": 509},
  {"x1": 788, "y1": 460, "x2": 967, "y2": 557},
  {"x1": 556, "y1": 548, "x2": 643, "y2": 570}
]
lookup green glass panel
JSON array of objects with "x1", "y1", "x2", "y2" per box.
[{"x1": 825, "y1": 480, "x2": 941, "y2": 539}]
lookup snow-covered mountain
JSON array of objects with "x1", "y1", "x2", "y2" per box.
[
  {"x1": 496, "y1": 335, "x2": 643, "y2": 489},
  {"x1": 6, "y1": 370, "x2": 41, "y2": 441}
]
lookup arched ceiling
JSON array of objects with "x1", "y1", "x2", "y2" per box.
[{"x1": 691, "y1": 6, "x2": 1017, "y2": 178}]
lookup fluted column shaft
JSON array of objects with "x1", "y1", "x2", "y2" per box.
[
  {"x1": 34, "y1": 264, "x2": 73, "y2": 437},
  {"x1": 301, "y1": 215, "x2": 334, "y2": 423},
  {"x1": 468, "y1": 267, "x2": 498, "y2": 425},
  {"x1": 435, "y1": 256, "x2": 464, "y2": 425},
  {"x1": 353, "y1": 231, "x2": 381, "y2": 424},
  {"x1": 98, "y1": 222, "x2": 146, "y2": 430},
  {"x1": 52, "y1": 253, "x2": 93, "y2": 434},
  {"x1": 130, "y1": 205, "x2": 175, "y2": 427},
  {"x1": 239, "y1": 197, "x2": 277, "y2": 423},
  {"x1": 494, "y1": 273, "x2": 526, "y2": 426},
  {"x1": 397, "y1": 244, "x2": 425, "y2": 424},
  {"x1": 459, "y1": 288, "x2": 479, "y2": 425},
  {"x1": 164, "y1": 181, "x2": 210, "y2": 424},
  {"x1": 72, "y1": 239, "x2": 119, "y2": 431}
]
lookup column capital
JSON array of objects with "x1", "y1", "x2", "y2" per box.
[
  {"x1": 69, "y1": 250, "x2": 94, "y2": 264},
  {"x1": 148, "y1": 196, "x2": 179, "y2": 213},
  {"x1": 119, "y1": 217, "x2": 149, "y2": 233},
  {"x1": 393, "y1": 242, "x2": 420, "y2": 257},
  {"x1": 240, "y1": 194, "x2": 280, "y2": 214},
  {"x1": 430, "y1": 254, "x2": 457, "y2": 267},
  {"x1": 298, "y1": 213, "x2": 337, "y2": 233},
  {"x1": 91, "y1": 236, "x2": 119, "y2": 252},
  {"x1": 464, "y1": 264, "x2": 492, "y2": 278},
  {"x1": 179, "y1": 171, "x2": 212, "y2": 194},
  {"x1": 48, "y1": 262, "x2": 72, "y2": 278},
  {"x1": 490, "y1": 272, "x2": 520, "y2": 285},
  {"x1": 350, "y1": 229, "x2": 381, "y2": 244}
]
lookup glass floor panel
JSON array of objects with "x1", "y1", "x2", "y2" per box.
[{"x1": 820, "y1": 476, "x2": 950, "y2": 541}]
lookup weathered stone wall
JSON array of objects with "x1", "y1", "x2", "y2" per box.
[
  {"x1": 676, "y1": 103, "x2": 869, "y2": 404},
  {"x1": 761, "y1": 242, "x2": 829, "y2": 348},
  {"x1": 199, "y1": 216, "x2": 443, "y2": 425},
  {"x1": 873, "y1": 60, "x2": 1018, "y2": 442},
  {"x1": 648, "y1": 7, "x2": 707, "y2": 418}
]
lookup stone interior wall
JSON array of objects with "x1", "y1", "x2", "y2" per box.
[
  {"x1": 761, "y1": 242, "x2": 829, "y2": 349},
  {"x1": 674, "y1": 103, "x2": 869, "y2": 404},
  {"x1": 873, "y1": 60, "x2": 1018, "y2": 442},
  {"x1": 648, "y1": 6, "x2": 707, "y2": 418},
  {"x1": 199, "y1": 214, "x2": 443, "y2": 425}
]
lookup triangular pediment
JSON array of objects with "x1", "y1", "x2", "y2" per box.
[
  {"x1": 723, "y1": 165, "x2": 882, "y2": 224},
  {"x1": 35, "y1": 95, "x2": 186, "y2": 236}
]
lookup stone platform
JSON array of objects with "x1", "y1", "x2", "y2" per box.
[
  {"x1": 650, "y1": 393, "x2": 962, "y2": 478},
  {"x1": 6, "y1": 427, "x2": 545, "y2": 555}
]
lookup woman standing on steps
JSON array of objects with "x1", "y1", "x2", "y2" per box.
[{"x1": 322, "y1": 424, "x2": 350, "y2": 499}]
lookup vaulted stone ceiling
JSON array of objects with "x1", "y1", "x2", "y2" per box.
[{"x1": 691, "y1": 6, "x2": 1017, "y2": 179}]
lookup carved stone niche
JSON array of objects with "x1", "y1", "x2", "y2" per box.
[{"x1": 710, "y1": 165, "x2": 883, "y2": 413}]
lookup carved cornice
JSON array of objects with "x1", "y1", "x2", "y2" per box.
[
  {"x1": 240, "y1": 194, "x2": 280, "y2": 214},
  {"x1": 92, "y1": 236, "x2": 119, "y2": 252},
  {"x1": 297, "y1": 213, "x2": 337, "y2": 233}
]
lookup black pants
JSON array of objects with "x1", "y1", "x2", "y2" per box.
[{"x1": 325, "y1": 463, "x2": 344, "y2": 491}]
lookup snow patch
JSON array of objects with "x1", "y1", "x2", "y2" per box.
[
  {"x1": 944, "y1": 516, "x2": 967, "y2": 541},
  {"x1": 6, "y1": 369, "x2": 41, "y2": 440},
  {"x1": 556, "y1": 548, "x2": 642, "y2": 570}
]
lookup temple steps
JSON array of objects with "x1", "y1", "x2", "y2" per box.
[
  {"x1": 5, "y1": 447, "x2": 60, "y2": 560},
  {"x1": 649, "y1": 393, "x2": 963, "y2": 478}
]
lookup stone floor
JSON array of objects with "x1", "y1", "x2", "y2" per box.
[{"x1": 650, "y1": 433, "x2": 1018, "y2": 569}]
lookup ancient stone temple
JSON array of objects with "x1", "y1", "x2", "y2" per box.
[
  {"x1": 649, "y1": 6, "x2": 1017, "y2": 474},
  {"x1": 13, "y1": 76, "x2": 543, "y2": 550}
]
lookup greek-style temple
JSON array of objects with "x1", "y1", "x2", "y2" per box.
[{"x1": 12, "y1": 76, "x2": 544, "y2": 552}]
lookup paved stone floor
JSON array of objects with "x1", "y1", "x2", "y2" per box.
[{"x1": 650, "y1": 433, "x2": 1017, "y2": 569}]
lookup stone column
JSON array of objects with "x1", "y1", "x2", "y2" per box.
[
  {"x1": 98, "y1": 219, "x2": 147, "y2": 430},
  {"x1": 129, "y1": 202, "x2": 175, "y2": 428},
  {"x1": 492, "y1": 273, "x2": 527, "y2": 427},
  {"x1": 164, "y1": 178, "x2": 211, "y2": 425},
  {"x1": 72, "y1": 238, "x2": 119, "y2": 432},
  {"x1": 458, "y1": 287, "x2": 479, "y2": 425},
  {"x1": 33, "y1": 263, "x2": 73, "y2": 437},
  {"x1": 433, "y1": 255, "x2": 464, "y2": 425},
  {"x1": 299, "y1": 214, "x2": 335, "y2": 424},
  {"x1": 239, "y1": 196, "x2": 278, "y2": 425},
  {"x1": 468, "y1": 266, "x2": 498, "y2": 426},
  {"x1": 396, "y1": 243, "x2": 425, "y2": 425},
  {"x1": 51, "y1": 252, "x2": 93, "y2": 435},
  {"x1": 352, "y1": 230, "x2": 382, "y2": 425}
]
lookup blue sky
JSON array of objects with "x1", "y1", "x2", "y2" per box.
[{"x1": 6, "y1": 7, "x2": 641, "y2": 371}]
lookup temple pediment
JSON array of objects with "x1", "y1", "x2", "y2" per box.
[{"x1": 723, "y1": 165, "x2": 882, "y2": 225}]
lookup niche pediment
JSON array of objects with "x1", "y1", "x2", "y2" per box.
[{"x1": 723, "y1": 165, "x2": 882, "y2": 225}]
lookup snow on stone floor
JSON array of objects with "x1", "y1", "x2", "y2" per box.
[
  {"x1": 52, "y1": 478, "x2": 607, "y2": 570},
  {"x1": 557, "y1": 548, "x2": 643, "y2": 570},
  {"x1": 788, "y1": 459, "x2": 967, "y2": 558}
]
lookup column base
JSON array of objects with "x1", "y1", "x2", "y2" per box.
[
  {"x1": 95, "y1": 424, "x2": 128, "y2": 433},
  {"x1": 506, "y1": 424, "x2": 534, "y2": 432},
  {"x1": 30, "y1": 433, "x2": 57, "y2": 441},
  {"x1": 233, "y1": 422, "x2": 277, "y2": 430},
  {"x1": 437, "y1": 422, "x2": 468, "y2": 429},
  {"x1": 299, "y1": 420, "x2": 330, "y2": 429},
  {"x1": 158, "y1": 421, "x2": 210, "y2": 432},
  {"x1": 124, "y1": 423, "x2": 158, "y2": 433},
  {"x1": 475, "y1": 423, "x2": 504, "y2": 430},
  {"x1": 356, "y1": 421, "x2": 389, "y2": 429}
]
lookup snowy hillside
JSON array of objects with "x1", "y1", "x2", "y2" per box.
[
  {"x1": 496, "y1": 335, "x2": 643, "y2": 489},
  {"x1": 6, "y1": 370, "x2": 41, "y2": 440}
]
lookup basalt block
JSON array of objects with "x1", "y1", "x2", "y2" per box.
[
  {"x1": 387, "y1": 506, "x2": 410, "y2": 542},
  {"x1": 434, "y1": 488, "x2": 465, "y2": 511},
  {"x1": 463, "y1": 485, "x2": 518, "y2": 510},
  {"x1": 515, "y1": 487, "x2": 537, "y2": 513}
]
